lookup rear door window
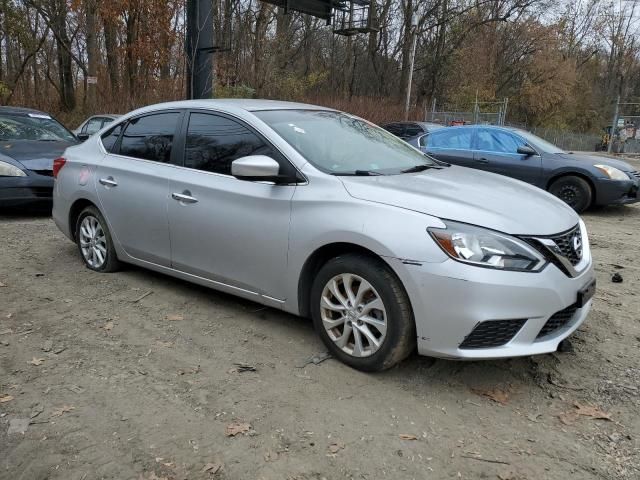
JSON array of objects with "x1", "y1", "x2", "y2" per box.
[
  {"x1": 426, "y1": 128, "x2": 474, "y2": 149},
  {"x1": 118, "y1": 112, "x2": 181, "y2": 163}
]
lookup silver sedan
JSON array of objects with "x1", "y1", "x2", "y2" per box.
[{"x1": 52, "y1": 100, "x2": 596, "y2": 371}]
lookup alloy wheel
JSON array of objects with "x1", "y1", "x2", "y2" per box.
[
  {"x1": 320, "y1": 273, "x2": 387, "y2": 357},
  {"x1": 79, "y1": 215, "x2": 108, "y2": 269}
]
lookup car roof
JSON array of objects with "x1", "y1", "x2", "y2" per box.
[
  {"x1": 138, "y1": 99, "x2": 333, "y2": 113},
  {"x1": 0, "y1": 106, "x2": 51, "y2": 116}
]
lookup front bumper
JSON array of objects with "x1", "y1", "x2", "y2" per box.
[
  {"x1": 387, "y1": 256, "x2": 595, "y2": 360},
  {"x1": 594, "y1": 177, "x2": 639, "y2": 206},
  {"x1": 0, "y1": 172, "x2": 53, "y2": 208}
]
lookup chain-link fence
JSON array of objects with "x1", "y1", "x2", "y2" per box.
[{"x1": 528, "y1": 127, "x2": 602, "y2": 152}]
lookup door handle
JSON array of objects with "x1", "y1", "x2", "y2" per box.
[
  {"x1": 476, "y1": 158, "x2": 489, "y2": 164},
  {"x1": 171, "y1": 191, "x2": 198, "y2": 204},
  {"x1": 99, "y1": 176, "x2": 118, "y2": 187}
]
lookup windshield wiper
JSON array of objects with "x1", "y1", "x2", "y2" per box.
[
  {"x1": 354, "y1": 169, "x2": 384, "y2": 176},
  {"x1": 401, "y1": 164, "x2": 441, "y2": 174}
]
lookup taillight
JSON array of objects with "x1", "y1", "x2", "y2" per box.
[{"x1": 53, "y1": 157, "x2": 66, "y2": 179}]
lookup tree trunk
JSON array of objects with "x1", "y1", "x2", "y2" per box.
[{"x1": 102, "y1": 14, "x2": 119, "y2": 95}]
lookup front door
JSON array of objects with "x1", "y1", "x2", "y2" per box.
[
  {"x1": 167, "y1": 111, "x2": 296, "y2": 300},
  {"x1": 95, "y1": 111, "x2": 183, "y2": 266},
  {"x1": 473, "y1": 128, "x2": 543, "y2": 185}
]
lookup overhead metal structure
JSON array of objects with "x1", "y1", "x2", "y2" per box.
[
  {"x1": 185, "y1": 0, "x2": 376, "y2": 99},
  {"x1": 260, "y1": 0, "x2": 378, "y2": 35}
]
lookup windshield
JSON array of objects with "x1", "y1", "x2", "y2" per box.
[
  {"x1": 0, "y1": 114, "x2": 76, "y2": 142},
  {"x1": 515, "y1": 130, "x2": 565, "y2": 154},
  {"x1": 254, "y1": 110, "x2": 436, "y2": 175}
]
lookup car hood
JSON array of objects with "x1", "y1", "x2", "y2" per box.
[
  {"x1": 340, "y1": 166, "x2": 578, "y2": 235},
  {"x1": 556, "y1": 152, "x2": 635, "y2": 172},
  {"x1": 0, "y1": 140, "x2": 75, "y2": 171}
]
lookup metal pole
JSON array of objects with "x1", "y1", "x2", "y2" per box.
[
  {"x1": 186, "y1": 0, "x2": 214, "y2": 99},
  {"x1": 502, "y1": 97, "x2": 508, "y2": 126},
  {"x1": 403, "y1": 14, "x2": 418, "y2": 121},
  {"x1": 608, "y1": 94, "x2": 620, "y2": 154}
]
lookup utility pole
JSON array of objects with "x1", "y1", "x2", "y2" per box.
[
  {"x1": 608, "y1": 94, "x2": 620, "y2": 154},
  {"x1": 186, "y1": 0, "x2": 214, "y2": 99},
  {"x1": 403, "y1": 13, "x2": 418, "y2": 121}
]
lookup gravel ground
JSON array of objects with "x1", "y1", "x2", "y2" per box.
[{"x1": 1, "y1": 164, "x2": 639, "y2": 480}]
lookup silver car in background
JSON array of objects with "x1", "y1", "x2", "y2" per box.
[{"x1": 52, "y1": 100, "x2": 596, "y2": 371}]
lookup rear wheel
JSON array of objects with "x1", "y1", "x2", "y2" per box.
[
  {"x1": 75, "y1": 206, "x2": 121, "y2": 272},
  {"x1": 548, "y1": 175, "x2": 592, "y2": 213},
  {"x1": 310, "y1": 253, "x2": 415, "y2": 372}
]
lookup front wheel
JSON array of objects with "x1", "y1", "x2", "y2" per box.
[
  {"x1": 548, "y1": 175, "x2": 592, "y2": 213},
  {"x1": 310, "y1": 254, "x2": 415, "y2": 372}
]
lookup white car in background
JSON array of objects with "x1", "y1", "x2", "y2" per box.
[{"x1": 73, "y1": 114, "x2": 120, "y2": 141}]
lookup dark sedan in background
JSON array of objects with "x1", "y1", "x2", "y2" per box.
[
  {"x1": 0, "y1": 107, "x2": 77, "y2": 209},
  {"x1": 410, "y1": 125, "x2": 639, "y2": 212},
  {"x1": 380, "y1": 121, "x2": 444, "y2": 140}
]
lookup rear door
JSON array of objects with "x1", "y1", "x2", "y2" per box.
[
  {"x1": 473, "y1": 128, "x2": 543, "y2": 185},
  {"x1": 95, "y1": 110, "x2": 184, "y2": 266},
  {"x1": 422, "y1": 127, "x2": 476, "y2": 168},
  {"x1": 167, "y1": 111, "x2": 296, "y2": 300}
]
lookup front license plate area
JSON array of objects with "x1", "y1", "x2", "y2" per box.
[{"x1": 576, "y1": 279, "x2": 596, "y2": 308}]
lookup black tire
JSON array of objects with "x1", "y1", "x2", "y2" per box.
[
  {"x1": 75, "y1": 205, "x2": 121, "y2": 272},
  {"x1": 548, "y1": 175, "x2": 592, "y2": 213},
  {"x1": 310, "y1": 253, "x2": 415, "y2": 372}
]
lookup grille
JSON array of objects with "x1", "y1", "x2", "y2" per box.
[
  {"x1": 459, "y1": 319, "x2": 526, "y2": 349},
  {"x1": 32, "y1": 169, "x2": 53, "y2": 177},
  {"x1": 548, "y1": 226, "x2": 581, "y2": 266},
  {"x1": 536, "y1": 304, "x2": 578, "y2": 339},
  {"x1": 630, "y1": 171, "x2": 640, "y2": 180}
]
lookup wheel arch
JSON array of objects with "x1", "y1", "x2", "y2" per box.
[
  {"x1": 297, "y1": 242, "x2": 396, "y2": 319},
  {"x1": 68, "y1": 198, "x2": 99, "y2": 242},
  {"x1": 546, "y1": 171, "x2": 596, "y2": 206}
]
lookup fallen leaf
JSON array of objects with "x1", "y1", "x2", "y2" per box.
[
  {"x1": 471, "y1": 387, "x2": 510, "y2": 405},
  {"x1": 224, "y1": 422, "x2": 251, "y2": 436},
  {"x1": 202, "y1": 462, "x2": 222, "y2": 474},
  {"x1": 0, "y1": 394, "x2": 14, "y2": 403},
  {"x1": 399, "y1": 433, "x2": 418, "y2": 440},
  {"x1": 166, "y1": 314, "x2": 184, "y2": 321},
  {"x1": 559, "y1": 402, "x2": 612, "y2": 425},
  {"x1": 51, "y1": 405, "x2": 75, "y2": 417},
  {"x1": 103, "y1": 321, "x2": 114, "y2": 331},
  {"x1": 328, "y1": 441, "x2": 345, "y2": 454},
  {"x1": 0, "y1": 281, "x2": 6, "y2": 287},
  {"x1": 29, "y1": 357, "x2": 45, "y2": 366},
  {"x1": 573, "y1": 402, "x2": 612, "y2": 420}
]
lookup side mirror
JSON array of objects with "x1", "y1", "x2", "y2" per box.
[
  {"x1": 231, "y1": 155, "x2": 285, "y2": 183},
  {"x1": 76, "y1": 133, "x2": 89, "y2": 142},
  {"x1": 517, "y1": 145, "x2": 536, "y2": 156}
]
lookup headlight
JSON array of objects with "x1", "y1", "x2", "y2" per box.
[
  {"x1": 0, "y1": 160, "x2": 26, "y2": 177},
  {"x1": 594, "y1": 164, "x2": 629, "y2": 181},
  {"x1": 428, "y1": 221, "x2": 547, "y2": 272}
]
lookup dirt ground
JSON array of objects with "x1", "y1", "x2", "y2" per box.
[{"x1": 1, "y1": 162, "x2": 640, "y2": 480}]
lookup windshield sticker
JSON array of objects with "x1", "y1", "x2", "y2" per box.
[{"x1": 27, "y1": 113, "x2": 52, "y2": 119}]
